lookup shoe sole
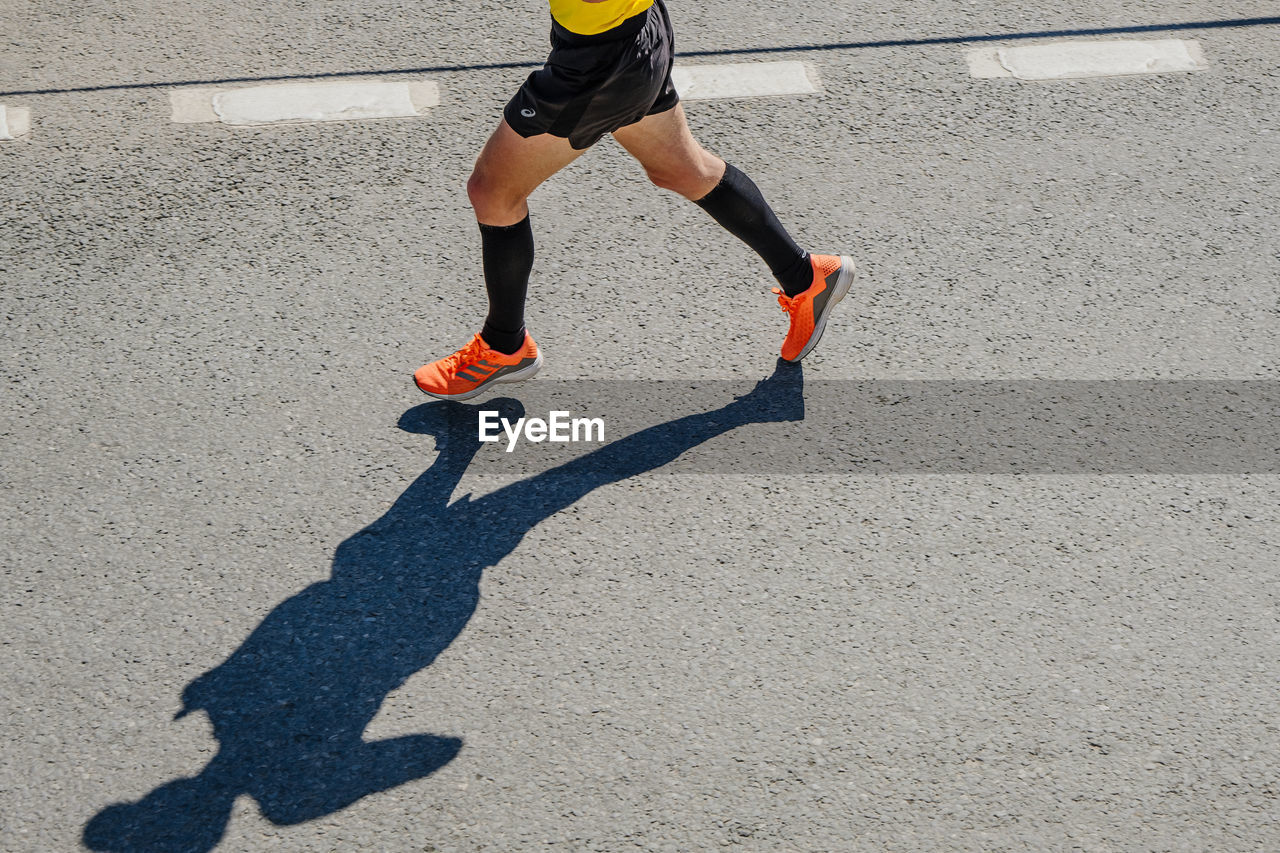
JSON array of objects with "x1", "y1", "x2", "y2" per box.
[
  {"x1": 788, "y1": 255, "x2": 856, "y2": 363},
  {"x1": 417, "y1": 351, "x2": 543, "y2": 401}
]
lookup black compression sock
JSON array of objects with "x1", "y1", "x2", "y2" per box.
[
  {"x1": 694, "y1": 163, "x2": 812, "y2": 296},
  {"x1": 480, "y1": 321, "x2": 526, "y2": 355},
  {"x1": 477, "y1": 216, "x2": 534, "y2": 355}
]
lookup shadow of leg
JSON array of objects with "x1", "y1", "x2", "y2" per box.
[{"x1": 251, "y1": 734, "x2": 464, "y2": 825}]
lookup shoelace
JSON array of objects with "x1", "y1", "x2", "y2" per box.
[
  {"x1": 772, "y1": 287, "x2": 798, "y2": 315},
  {"x1": 441, "y1": 334, "x2": 490, "y2": 373}
]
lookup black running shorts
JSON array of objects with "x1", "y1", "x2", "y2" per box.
[{"x1": 504, "y1": 0, "x2": 680, "y2": 150}]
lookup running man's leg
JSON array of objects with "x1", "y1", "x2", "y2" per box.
[
  {"x1": 611, "y1": 104, "x2": 855, "y2": 362},
  {"x1": 468, "y1": 120, "x2": 587, "y2": 354},
  {"x1": 610, "y1": 104, "x2": 812, "y2": 296},
  {"x1": 468, "y1": 119, "x2": 586, "y2": 227},
  {"x1": 414, "y1": 122, "x2": 585, "y2": 400}
]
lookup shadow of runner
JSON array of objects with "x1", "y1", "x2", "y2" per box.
[{"x1": 84, "y1": 359, "x2": 804, "y2": 852}]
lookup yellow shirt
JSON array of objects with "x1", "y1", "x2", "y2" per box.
[{"x1": 549, "y1": 0, "x2": 655, "y2": 35}]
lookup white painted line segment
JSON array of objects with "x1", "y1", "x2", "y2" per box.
[
  {"x1": 405, "y1": 82, "x2": 440, "y2": 113},
  {"x1": 671, "y1": 61, "x2": 819, "y2": 100},
  {"x1": 968, "y1": 39, "x2": 1207, "y2": 80},
  {"x1": 170, "y1": 80, "x2": 440, "y2": 126},
  {"x1": 0, "y1": 105, "x2": 31, "y2": 140},
  {"x1": 170, "y1": 89, "x2": 220, "y2": 123},
  {"x1": 213, "y1": 81, "x2": 416, "y2": 126},
  {"x1": 965, "y1": 50, "x2": 1010, "y2": 79}
]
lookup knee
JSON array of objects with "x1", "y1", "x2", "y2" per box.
[
  {"x1": 644, "y1": 158, "x2": 724, "y2": 200},
  {"x1": 466, "y1": 170, "x2": 500, "y2": 211},
  {"x1": 644, "y1": 166, "x2": 695, "y2": 196},
  {"x1": 467, "y1": 170, "x2": 525, "y2": 221}
]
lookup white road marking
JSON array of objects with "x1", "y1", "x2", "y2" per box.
[
  {"x1": 968, "y1": 39, "x2": 1207, "y2": 80},
  {"x1": 170, "y1": 89, "x2": 219, "y2": 123},
  {"x1": 0, "y1": 105, "x2": 31, "y2": 140},
  {"x1": 671, "y1": 61, "x2": 819, "y2": 100},
  {"x1": 169, "y1": 80, "x2": 440, "y2": 126}
]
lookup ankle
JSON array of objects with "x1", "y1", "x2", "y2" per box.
[
  {"x1": 480, "y1": 322, "x2": 527, "y2": 355},
  {"x1": 774, "y1": 252, "x2": 812, "y2": 297}
]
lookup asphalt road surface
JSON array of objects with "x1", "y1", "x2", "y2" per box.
[{"x1": 3, "y1": 1, "x2": 1278, "y2": 850}]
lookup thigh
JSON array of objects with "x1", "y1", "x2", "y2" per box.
[
  {"x1": 610, "y1": 104, "x2": 724, "y2": 197},
  {"x1": 471, "y1": 119, "x2": 587, "y2": 210}
]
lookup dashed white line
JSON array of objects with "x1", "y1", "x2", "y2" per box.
[
  {"x1": 170, "y1": 80, "x2": 440, "y2": 126},
  {"x1": 968, "y1": 39, "x2": 1207, "y2": 80},
  {"x1": 670, "y1": 61, "x2": 819, "y2": 100},
  {"x1": 0, "y1": 105, "x2": 31, "y2": 140},
  {"x1": 168, "y1": 61, "x2": 821, "y2": 128}
]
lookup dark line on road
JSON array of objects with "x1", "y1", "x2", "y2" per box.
[{"x1": 2, "y1": 16, "x2": 1276, "y2": 98}]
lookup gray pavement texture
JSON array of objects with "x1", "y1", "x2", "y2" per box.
[{"x1": 2, "y1": 0, "x2": 1279, "y2": 850}]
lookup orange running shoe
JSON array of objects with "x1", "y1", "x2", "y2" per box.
[
  {"x1": 773, "y1": 254, "x2": 856, "y2": 362},
  {"x1": 414, "y1": 332, "x2": 542, "y2": 400}
]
